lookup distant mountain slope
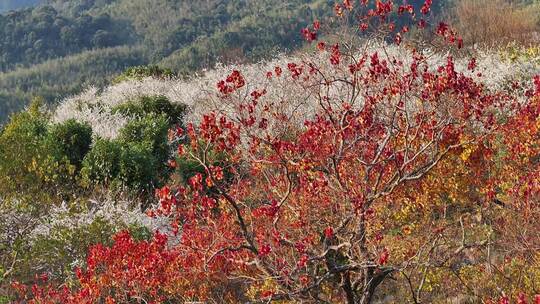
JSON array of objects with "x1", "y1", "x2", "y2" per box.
[
  {"x1": 0, "y1": 45, "x2": 145, "y2": 122},
  {"x1": 44, "y1": 0, "x2": 332, "y2": 71},
  {"x1": 0, "y1": 5, "x2": 134, "y2": 71},
  {"x1": 0, "y1": 0, "x2": 41, "y2": 12},
  {"x1": 0, "y1": 0, "x2": 332, "y2": 124}
]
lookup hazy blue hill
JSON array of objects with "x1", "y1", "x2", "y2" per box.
[{"x1": 0, "y1": 0, "x2": 41, "y2": 12}]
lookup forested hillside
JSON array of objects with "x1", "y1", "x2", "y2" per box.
[{"x1": 0, "y1": 0, "x2": 336, "y2": 124}]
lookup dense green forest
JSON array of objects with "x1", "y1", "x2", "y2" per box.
[
  {"x1": 0, "y1": 6, "x2": 133, "y2": 71},
  {"x1": 0, "y1": 0, "x2": 338, "y2": 124}
]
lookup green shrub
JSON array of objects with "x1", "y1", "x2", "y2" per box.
[
  {"x1": 0, "y1": 99, "x2": 77, "y2": 202},
  {"x1": 81, "y1": 135, "x2": 166, "y2": 192},
  {"x1": 47, "y1": 119, "x2": 92, "y2": 168},
  {"x1": 112, "y1": 95, "x2": 186, "y2": 124},
  {"x1": 118, "y1": 114, "x2": 171, "y2": 168},
  {"x1": 26, "y1": 217, "x2": 117, "y2": 281},
  {"x1": 80, "y1": 138, "x2": 122, "y2": 186},
  {"x1": 117, "y1": 142, "x2": 158, "y2": 191},
  {"x1": 128, "y1": 223, "x2": 152, "y2": 241},
  {"x1": 0, "y1": 99, "x2": 48, "y2": 141}
]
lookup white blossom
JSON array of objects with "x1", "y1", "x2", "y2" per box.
[
  {"x1": 30, "y1": 198, "x2": 170, "y2": 239},
  {"x1": 53, "y1": 44, "x2": 540, "y2": 141}
]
